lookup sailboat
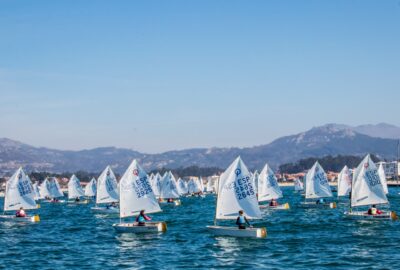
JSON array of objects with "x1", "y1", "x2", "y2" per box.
[
  {"x1": 258, "y1": 163, "x2": 289, "y2": 210},
  {"x1": 0, "y1": 167, "x2": 40, "y2": 222},
  {"x1": 47, "y1": 177, "x2": 65, "y2": 202},
  {"x1": 32, "y1": 182, "x2": 41, "y2": 201},
  {"x1": 301, "y1": 161, "x2": 336, "y2": 208},
  {"x1": 91, "y1": 166, "x2": 119, "y2": 213},
  {"x1": 377, "y1": 163, "x2": 389, "y2": 195},
  {"x1": 206, "y1": 178, "x2": 215, "y2": 194},
  {"x1": 113, "y1": 160, "x2": 166, "y2": 233},
  {"x1": 294, "y1": 178, "x2": 304, "y2": 193},
  {"x1": 150, "y1": 173, "x2": 162, "y2": 199},
  {"x1": 177, "y1": 178, "x2": 188, "y2": 196},
  {"x1": 206, "y1": 157, "x2": 266, "y2": 238},
  {"x1": 85, "y1": 177, "x2": 97, "y2": 200},
  {"x1": 159, "y1": 172, "x2": 181, "y2": 205},
  {"x1": 337, "y1": 166, "x2": 351, "y2": 199},
  {"x1": 39, "y1": 178, "x2": 52, "y2": 200},
  {"x1": 68, "y1": 175, "x2": 87, "y2": 204},
  {"x1": 344, "y1": 155, "x2": 397, "y2": 220}
]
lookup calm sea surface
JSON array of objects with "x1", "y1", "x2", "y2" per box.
[{"x1": 1, "y1": 187, "x2": 400, "y2": 270}]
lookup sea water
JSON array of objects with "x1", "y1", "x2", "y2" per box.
[{"x1": 1, "y1": 187, "x2": 400, "y2": 269}]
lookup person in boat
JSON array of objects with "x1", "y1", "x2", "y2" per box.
[
  {"x1": 236, "y1": 210, "x2": 252, "y2": 229},
  {"x1": 269, "y1": 198, "x2": 278, "y2": 207},
  {"x1": 368, "y1": 205, "x2": 383, "y2": 215},
  {"x1": 106, "y1": 202, "x2": 117, "y2": 209},
  {"x1": 167, "y1": 198, "x2": 173, "y2": 203},
  {"x1": 51, "y1": 198, "x2": 59, "y2": 203},
  {"x1": 316, "y1": 198, "x2": 325, "y2": 204},
  {"x1": 136, "y1": 210, "x2": 151, "y2": 226},
  {"x1": 16, "y1": 207, "x2": 27, "y2": 218},
  {"x1": 75, "y1": 197, "x2": 80, "y2": 202}
]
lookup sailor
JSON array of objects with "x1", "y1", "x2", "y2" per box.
[
  {"x1": 136, "y1": 210, "x2": 151, "y2": 226},
  {"x1": 16, "y1": 207, "x2": 26, "y2": 218},
  {"x1": 316, "y1": 198, "x2": 325, "y2": 204},
  {"x1": 236, "y1": 210, "x2": 251, "y2": 229},
  {"x1": 368, "y1": 205, "x2": 381, "y2": 215},
  {"x1": 269, "y1": 199, "x2": 278, "y2": 207}
]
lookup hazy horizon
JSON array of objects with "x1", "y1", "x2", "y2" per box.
[{"x1": 1, "y1": 1, "x2": 399, "y2": 153}]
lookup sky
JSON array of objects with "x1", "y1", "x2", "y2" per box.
[{"x1": 0, "y1": 0, "x2": 399, "y2": 153}]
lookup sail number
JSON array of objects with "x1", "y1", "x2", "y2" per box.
[
  {"x1": 366, "y1": 170, "x2": 381, "y2": 187},
  {"x1": 18, "y1": 180, "x2": 33, "y2": 197},
  {"x1": 234, "y1": 175, "x2": 255, "y2": 200},
  {"x1": 134, "y1": 176, "x2": 153, "y2": 198},
  {"x1": 315, "y1": 172, "x2": 328, "y2": 185}
]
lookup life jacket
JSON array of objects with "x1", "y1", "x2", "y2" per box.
[
  {"x1": 238, "y1": 216, "x2": 246, "y2": 224},
  {"x1": 137, "y1": 215, "x2": 145, "y2": 223},
  {"x1": 370, "y1": 208, "x2": 377, "y2": 215}
]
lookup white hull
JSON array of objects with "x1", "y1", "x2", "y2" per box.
[
  {"x1": 159, "y1": 199, "x2": 181, "y2": 206},
  {"x1": 300, "y1": 202, "x2": 337, "y2": 209},
  {"x1": 91, "y1": 206, "x2": 119, "y2": 214},
  {"x1": 344, "y1": 210, "x2": 397, "y2": 220},
  {"x1": 113, "y1": 222, "x2": 167, "y2": 233},
  {"x1": 0, "y1": 214, "x2": 40, "y2": 223},
  {"x1": 206, "y1": 225, "x2": 267, "y2": 238},
  {"x1": 260, "y1": 202, "x2": 290, "y2": 210}
]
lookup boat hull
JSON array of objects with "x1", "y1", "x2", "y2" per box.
[
  {"x1": 0, "y1": 214, "x2": 40, "y2": 223},
  {"x1": 206, "y1": 225, "x2": 267, "y2": 238},
  {"x1": 160, "y1": 199, "x2": 181, "y2": 206},
  {"x1": 113, "y1": 222, "x2": 167, "y2": 233},
  {"x1": 344, "y1": 211, "x2": 397, "y2": 220},
  {"x1": 260, "y1": 202, "x2": 290, "y2": 210},
  {"x1": 91, "y1": 206, "x2": 119, "y2": 214},
  {"x1": 300, "y1": 202, "x2": 336, "y2": 209}
]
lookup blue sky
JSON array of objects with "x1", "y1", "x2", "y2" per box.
[{"x1": 0, "y1": 1, "x2": 399, "y2": 153}]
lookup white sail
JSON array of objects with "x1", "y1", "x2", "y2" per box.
[
  {"x1": 206, "y1": 179, "x2": 214, "y2": 193},
  {"x1": 351, "y1": 155, "x2": 388, "y2": 207},
  {"x1": 32, "y1": 182, "x2": 41, "y2": 201},
  {"x1": 4, "y1": 167, "x2": 37, "y2": 211},
  {"x1": 257, "y1": 163, "x2": 282, "y2": 202},
  {"x1": 39, "y1": 178, "x2": 52, "y2": 198},
  {"x1": 377, "y1": 163, "x2": 389, "y2": 195},
  {"x1": 305, "y1": 161, "x2": 333, "y2": 199},
  {"x1": 96, "y1": 166, "x2": 119, "y2": 204},
  {"x1": 150, "y1": 173, "x2": 162, "y2": 198},
  {"x1": 85, "y1": 178, "x2": 97, "y2": 197},
  {"x1": 294, "y1": 178, "x2": 304, "y2": 191},
  {"x1": 68, "y1": 175, "x2": 85, "y2": 199},
  {"x1": 198, "y1": 177, "x2": 205, "y2": 192},
  {"x1": 216, "y1": 157, "x2": 261, "y2": 220},
  {"x1": 48, "y1": 177, "x2": 64, "y2": 198},
  {"x1": 187, "y1": 178, "x2": 199, "y2": 194},
  {"x1": 252, "y1": 171, "x2": 259, "y2": 194},
  {"x1": 177, "y1": 178, "x2": 188, "y2": 195},
  {"x1": 160, "y1": 172, "x2": 180, "y2": 199},
  {"x1": 119, "y1": 160, "x2": 161, "y2": 218},
  {"x1": 337, "y1": 166, "x2": 351, "y2": 197}
]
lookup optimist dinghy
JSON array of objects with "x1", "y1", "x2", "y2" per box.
[
  {"x1": 85, "y1": 178, "x2": 97, "y2": 200},
  {"x1": 301, "y1": 162, "x2": 336, "y2": 209},
  {"x1": 113, "y1": 160, "x2": 166, "y2": 233},
  {"x1": 206, "y1": 157, "x2": 266, "y2": 239},
  {"x1": 91, "y1": 166, "x2": 119, "y2": 214},
  {"x1": 337, "y1": 166, "x2": 351, "y2": 202},
  {"x1": 159, "y1": 172, "x2": 181, "y2": 206},
  {"x1": 68, "y1": 175, "x2": 88, "y2": 204},
  {"x1": 344, "y1": 154, "x2": 397, "y2": 221},
  {"x1": 257, "y1": 163, "x2": 289, "y2": 210},
  {"x1": 0, "y1": 167, "x2": 40, "y2": 223}
]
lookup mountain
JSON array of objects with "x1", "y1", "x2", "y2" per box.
[
  {"x1": 0, "y1": 123, "x2": 399, "y2": 175},
  {"x1": 352, "y1": 123, "x2": 400, "y2": 139}
]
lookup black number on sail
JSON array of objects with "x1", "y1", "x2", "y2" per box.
[
  {"x1": 366, "y1": 170, "x2": 381, "y2": 187},
  {"x1": 18, "y1": 180, "x2": 32, "y2": 196},
  {"x1": 235, "y1": 175, "x2": 255, "y2": 201}
]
